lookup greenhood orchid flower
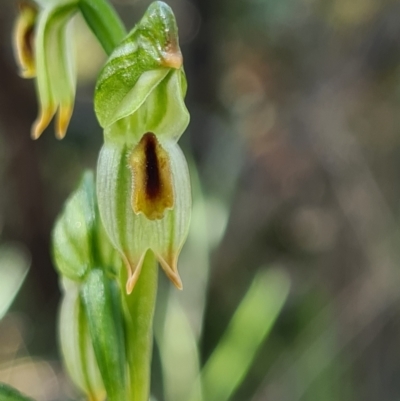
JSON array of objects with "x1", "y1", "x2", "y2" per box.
[
  {"x1": 95, "y1": 1, "x2": 191, "y2": 294},
  {"x1": 13, "y1": 0, "x2": 78, "y2": 139}
]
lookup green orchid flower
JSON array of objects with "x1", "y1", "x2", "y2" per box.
[
  {"x1": 95, "y1": 1, "x2": 191, "y2": 294},
  {"x1": 13, "y1": 0, "x2": 78, "y2": 139}
]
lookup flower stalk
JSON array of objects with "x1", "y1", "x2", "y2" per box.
[
  {"x1": 13, "y1": 2, "x2": 192, "y2": 401},
  {"x1": 121, "y1": 251, "x2": 158, "y2": 401}
]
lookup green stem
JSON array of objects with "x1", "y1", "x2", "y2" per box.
[
  {"x1": 122, "y1": 251, "x2": 158, "y2": 401},
  {"x1": 78, "y1": 0, "x2": 126, "y2": 55}
]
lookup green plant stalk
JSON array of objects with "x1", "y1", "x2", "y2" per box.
[
  {"x1": 78, "y1": 0, "x2": 126, "y2": 55},
  {"x1": 122, "y1": 251, "x2": 158, "y2": 401}
]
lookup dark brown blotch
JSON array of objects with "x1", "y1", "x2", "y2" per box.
[
  {"x1": 144, "y1": 133, "x2": 161, "y2": 199},
  {"x1": 130, "y1": 132, "x2": 174, "y2": 220}
]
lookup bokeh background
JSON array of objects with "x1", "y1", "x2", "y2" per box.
[{"x1": 2, "y1": 0, "x2": 400, "y2": 400}]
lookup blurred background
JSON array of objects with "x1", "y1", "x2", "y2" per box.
[{"x1": 2, "y1": 0, "x2": 400, "y2": 400}]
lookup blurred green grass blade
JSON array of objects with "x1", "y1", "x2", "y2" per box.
[
  {"x1": 81, "y1": 269, "x2": 127, "y2": 401},
  {"x1": 0, "y1": 244, "x2": 30, "y2": 319},
  {"x1": 155, "y1": 293, "x2": 202, "y2": 401},
  {"x1": 0, "y1": 383, "x2": 35, "y2": 401},
  {"x1": 198, "y1": 269, "x2": 290, "y2": 401}
]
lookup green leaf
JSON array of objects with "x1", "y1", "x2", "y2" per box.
[
  {"x1": 78, "y1": 0, "x2": 126, "y2": 55},
  {"x1": 194, "y1": 269, "x2": 290, "y2": 401},
  {"x1": 81, "y1": 269, "x2": 128, "y2": 401},
  {"x1": 0, "y1": 383, "x2": 35, "y2": 401}
]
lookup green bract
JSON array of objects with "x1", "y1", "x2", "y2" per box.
[
  {"x1": 81, "y1": 269, "x2": 128, "y2": 401},
  {"x1": 95, "y1": 1, "x2": 191, "y2": 294}
]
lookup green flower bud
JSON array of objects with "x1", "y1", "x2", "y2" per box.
[
  {"x1": 52, "y1": 171, "x2": 120, "y2": 282},
  {"x1": 13, "y1": 0, "x2": 78, "y2": 139},
  {"x1": 53, "y1": 171, "x2": 121, "y2": 282},
  {"x1": 95, "y1": 2, "x2": 191, "y2": 294}
]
